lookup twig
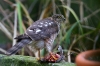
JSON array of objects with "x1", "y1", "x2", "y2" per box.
[
  {"x1": 0, "y1": 22, "x2": 12, "y2": 40},
  {"x1": 86, "y1": 37, "x2": 94, "y2": 42},
  {"x1": 79, "y1": 1, "x2": 84, "y2": 22},
  {"x1": 60, "y1": 0, "x2": 71, "y2": 17},
  {"x1": 39, "y1": 1, "x2": 50, "y2": 20},
  {"x1": 19, "y1": 1, "x2": 33, "y2": 24},
  {"x1": 67, "y1": 35, "x2": 76, "y2": 62},
  {"x1": 13, "y1": 7, "x2": 17, "y2": 46},
  {"x1": 82, "y1": 25, "x2": 96, "y2": 30},
  {"x1": 66, "y1": 0, "x2": 71, "y2": 17},
  {"x1": 83, "y1": 3, "x2": 100, "y2": 20},
  {"x1": 4, "y1": 0, "x2": 13, "y2": 5},
  {"x1": 93, "y1": 31, "x2": 100, "y2": 50},
  {"x1": 1, "y1": 12, "x2": 14, "y2": 23},
  {"x1": 67, "y1": 29, "x2": 96, "y2": 62},
  {"x1": 0, "y1": 48, "x2": 7, "y2": 54},
  {"x1": 28, "y1": 0, "x2": 38, "y2": 14},
  {"x1": 52, "y1": 0, "x2": 56, "y2": 14},
  {"x1": 83, "y1": 9, "x2": 100, "y2": 21},
  {"x1": 71, "y1": 1, "x2": 100, "y2": 21},
  {"x1": 4, "y1": 0, "x2": 14, "y2": 8},
  {"x1": 39, "y1": 8, "x2": 46, "y2": 20},
  {"x1": 0, "y1": 5, "x2": 13, "y2": 28}
]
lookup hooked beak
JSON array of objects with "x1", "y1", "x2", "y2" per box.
[{"x1": 62, "y1": 18, "x2": 66, "y2": 22}]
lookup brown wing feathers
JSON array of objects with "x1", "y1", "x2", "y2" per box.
[{"x1": 6, "y1": 38, "x2": 32, "y2": 55}]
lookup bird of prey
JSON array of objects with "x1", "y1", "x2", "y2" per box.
[{"x1": 5, "y1": 14, "x2": 65, "y2": 60}]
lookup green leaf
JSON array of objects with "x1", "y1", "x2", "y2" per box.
[
  {"x1": 61, "y1": 22, "x2": 78, "y2": 46},
  {"x1": 16, "y1": 0, "x2": 24, "y2": 34},
  {"x1": 62, "y1": 5, "x2": 83, "y2": 34}
]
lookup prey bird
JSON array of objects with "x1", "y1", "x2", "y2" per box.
[{"x1": 5, "y1": 14, "x2": 65, "y2": 60}]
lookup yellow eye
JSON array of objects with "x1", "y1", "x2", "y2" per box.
[{"x1": 57, "y1": 16, "x2": 61, "y2": 19}]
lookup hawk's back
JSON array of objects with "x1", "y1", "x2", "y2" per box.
[{"x1": 26, "y1": 17, "x2": 59, "y2": 41}]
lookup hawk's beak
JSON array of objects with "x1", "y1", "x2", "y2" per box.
[
  {"x1": 64, "y1": 18, "x2": 66, "y2": 21},
  {"x1": 63, "y1": 18, "x2": 66, "y2": 22}
]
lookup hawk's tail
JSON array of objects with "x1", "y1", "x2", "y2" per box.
[{"x1": 6, "y1": 38, "x2": 32, "y2": 55}]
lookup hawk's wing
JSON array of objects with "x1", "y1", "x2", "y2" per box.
[{"x1": 26, "y1": 17, "x2": 59, "y2": 41}]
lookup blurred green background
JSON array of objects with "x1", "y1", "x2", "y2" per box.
[{"x1": 0, "y1": 0, "x2": 100, "y2": 62}]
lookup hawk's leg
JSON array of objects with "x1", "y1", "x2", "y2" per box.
[
  {"x1": 45, "y1": 34, "x2": 58, "y2": 61},
  {"x1": 28, "y1": 46, "x2": 40, "y2": 59},
  {"x1": 38, "y1": 49, "x2": 41, "y2": 60}
]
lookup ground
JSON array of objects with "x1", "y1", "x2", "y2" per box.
[{"x1": 0, "y1": 54, "x2": 76, "y2": 66}]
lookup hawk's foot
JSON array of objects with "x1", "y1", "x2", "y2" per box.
[
  {"x1": 38, "y1": 52, "x2": 62, "y2": 63},
  {"x1": 38, "y1": 45, "x2": 64, "y2": 63}
]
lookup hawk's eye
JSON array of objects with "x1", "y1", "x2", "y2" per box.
[{"x1": 56, "y1": 16, "x2": 61, "y2": 19}]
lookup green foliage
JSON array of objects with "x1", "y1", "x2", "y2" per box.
[{"x1": 17, "y1": 0, "x2": 24, "y2": 34}]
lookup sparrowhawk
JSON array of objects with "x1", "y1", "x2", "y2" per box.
[{"x1": 5, "y1": 14, "x2": 65, "y2": 59}]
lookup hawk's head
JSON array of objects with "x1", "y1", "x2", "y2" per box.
[{"x1": 52, "y1": 14, "x2": 65, "y2": 23}]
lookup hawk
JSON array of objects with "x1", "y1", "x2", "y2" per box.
[{"x1": 5, "y1": 14, "x2": 65, "y2": 60}]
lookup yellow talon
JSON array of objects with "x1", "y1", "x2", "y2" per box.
[
  {"x1": 51, "y1": 55, "x2": 58, "y2": 60},
  {"x1": 37, "y1": 58, "x2": 40, "y2": 60},
  {"x1": 50, "y1": 53, "x2": 58, "y2": 61}
]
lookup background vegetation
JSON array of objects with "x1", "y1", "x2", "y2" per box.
[{"x1": 0, "y1": 0, "x2": 100, "y2": 63}]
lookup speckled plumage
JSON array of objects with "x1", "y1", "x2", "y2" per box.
[
  {"x1": 26, "y1": 17, "x2": 59, "y2": 41},
  {"x1": 6, "y1": 14, "x2": 65, "y2": 58}
]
